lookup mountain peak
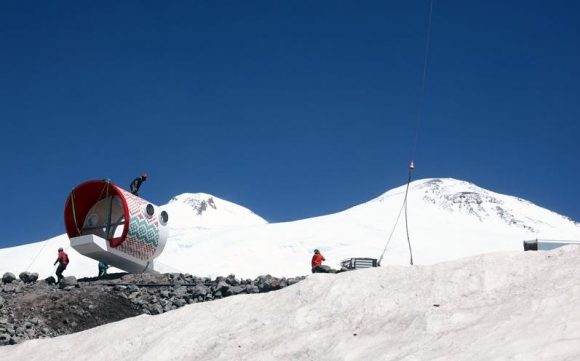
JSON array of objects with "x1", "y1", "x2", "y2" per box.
[
  {"x1": 163, "y1": 193, "x2": 267, "y2": 228},
  {"x1": 373, "y1": 178, "x2": 578, "y2": 234},
  {"x1": 169, "y1": 193, "x2": 218, "y2": 216}
]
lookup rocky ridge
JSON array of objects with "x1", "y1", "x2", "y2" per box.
[{"x1": 0, "y1": 270, "x2": 310, "y2": 346}]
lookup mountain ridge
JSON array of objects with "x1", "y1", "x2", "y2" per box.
[{"x1": 1, "y1": 177, "x2": 579, "y2": 279}]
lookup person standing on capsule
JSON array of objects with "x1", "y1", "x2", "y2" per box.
[{"x1": 130, "y1": 174, "x2": 148, "y2": 196}]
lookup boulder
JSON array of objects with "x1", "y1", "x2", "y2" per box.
[
  {"x1": 225, "y1": 286, "x2": 243, "y2": 296},
  {"x1": 58, "y1": 276, "x2": 78, "y2": 289},
  {"x1": 19, "y1": 272, "x2": 36, "y2": 283},
  {"x1": 192, "y1": 285, "x2": 208, "y2": 297},
  {"x1": 150, "y1": 303, "x2": 163, "y2": 315},
  {"x1": 215, "y1": 281, "x2": 230, "y2": 294},
  {"x1": 2, "y1": 272, "x2": 16, "y2": 284},
  {"x1": 0, "y1": 333, "x2": 10, "y2": 345}
]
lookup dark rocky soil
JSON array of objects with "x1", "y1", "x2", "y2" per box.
[{"x1": 0, "y1": 271, "x2": 307, "y2": 346}]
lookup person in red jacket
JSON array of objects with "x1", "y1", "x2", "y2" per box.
[
  {"x1": 311, "y1": 249, "x2": 326, "y2": 273},
  {"x1": 53, "y1": 247, "x2": 70, "y2": 284}
]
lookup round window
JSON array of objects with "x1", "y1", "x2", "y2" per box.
[
  {"x1": 160, "y1": 211, "x2": 169, "y2": 225},
  {"x1": 146, "y1": 204, "x2": 155, "y2": 217}
]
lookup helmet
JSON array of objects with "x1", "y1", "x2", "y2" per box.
[
  {"x1": 58, "y1": 247, "x2": 63, "y2": 251},
  {"x1": 142, "y1": 174, "x2": 148, "y2": 180},
  {"x1": 314, "y1": 249, "x2": 319, "y2": 254}
]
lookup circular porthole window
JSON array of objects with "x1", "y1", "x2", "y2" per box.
[
  {"x1": 145, "y1": 204, "x2": 155, "y2": 217},
  {"x1": 160, "y1": 211, "x2": 169, "y2": 225}
]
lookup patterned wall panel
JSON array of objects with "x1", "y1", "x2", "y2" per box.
[{"x1": 116, "y1": 189, "x2": 160, "y2": 261}]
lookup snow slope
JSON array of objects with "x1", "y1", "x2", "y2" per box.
[
  {"x1": 2, "y1": 245, "x2": 580, "y2": 360},
  {"x1": 0, "y1": 178, "x2": 578, "y2": 279}
]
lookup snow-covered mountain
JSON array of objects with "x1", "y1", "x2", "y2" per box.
[
  {"x1": 162, "y1": 192, "x2": 267, "y2": 228},
  {"x1": 401, "y1": 178, "x2": 577, "y2": 231},
  {"x1": 1, "y1": 178, "x2": 578, "y2": 279}
]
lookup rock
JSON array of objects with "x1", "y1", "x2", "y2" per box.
[
  {"x1": 8, "y1": 336, "x2": 20, "y2": 345},
  {"x1": 226, "y1": 286, "x2": 243, "y2": 296},
  {"x1": 172, "y1": 298, "x2": 187, "y2": 307},
  {"x1": 256, "y1": 275, "x2": 282, "y2": 292},
  {"x1": 150, "y1": 304, "x2": 163, "y2": 315},
  {"x1": 58, "y1": 276, "x2": 78, "y2": 288},
  {"x1": 2, "y1": 273, "x2": 16, "y2": 284},
  {"x1": 172, "y1": 287, "x2": 187, "y2": 297},
  {"x1": 225, "y1": 275, "x2": 240, "y2": 286},
  {"x1": 30, "y1": 273, "x2": 39, "y2": 282},
  {"x1": 215, "y1": 281, "x2": 230, "y2": 295},
  {"x1": 0, "y1": 270, "x2": 308, "y2": 345},
  {"x1": 19, "y1": 272, "x2": 34, "y2": 283},
  {"x1": 192, "y1": 285, "x2": 208, "y2": 297}
]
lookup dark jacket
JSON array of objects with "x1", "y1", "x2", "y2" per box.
[{"x1": 130, "y1": 176, "x2": 145, "y2": 195}]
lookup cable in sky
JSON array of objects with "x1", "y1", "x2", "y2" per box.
[
  {"x1": 379, "y1": 0, "x2": 435, "y2": 266},
  {"x1": 410, "y1": 0, "x2": 435, "y2": 161}
]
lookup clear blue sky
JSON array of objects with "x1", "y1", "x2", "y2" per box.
[{"x1": 1, "y1": 1, "x2": 579, "y2": 248}]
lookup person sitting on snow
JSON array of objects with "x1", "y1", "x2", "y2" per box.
[{"x1": 311, "y1": 249, "x2": 327, "y2": 273}]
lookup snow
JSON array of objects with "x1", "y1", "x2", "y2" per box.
[
  {"x1": 164, "y1": 192, "x2": 267, "y2": 228},
  {"x1": 2, "y1": 245, "x2": 580, "y2": 360},
  {"x1": 1, "y1": 178, "x2": 579, "y2": 280},
  {"x1": 1, "y1": 177, "x2": 580, "y2": 359}
]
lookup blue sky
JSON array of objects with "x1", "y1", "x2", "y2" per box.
[{"x1": 1, "y1": 1, "x2": 579, "y2": 248}]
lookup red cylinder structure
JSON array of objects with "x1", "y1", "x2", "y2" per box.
[{"x1": 64, "y1": 180, "x2": 169, "y2": 273}]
